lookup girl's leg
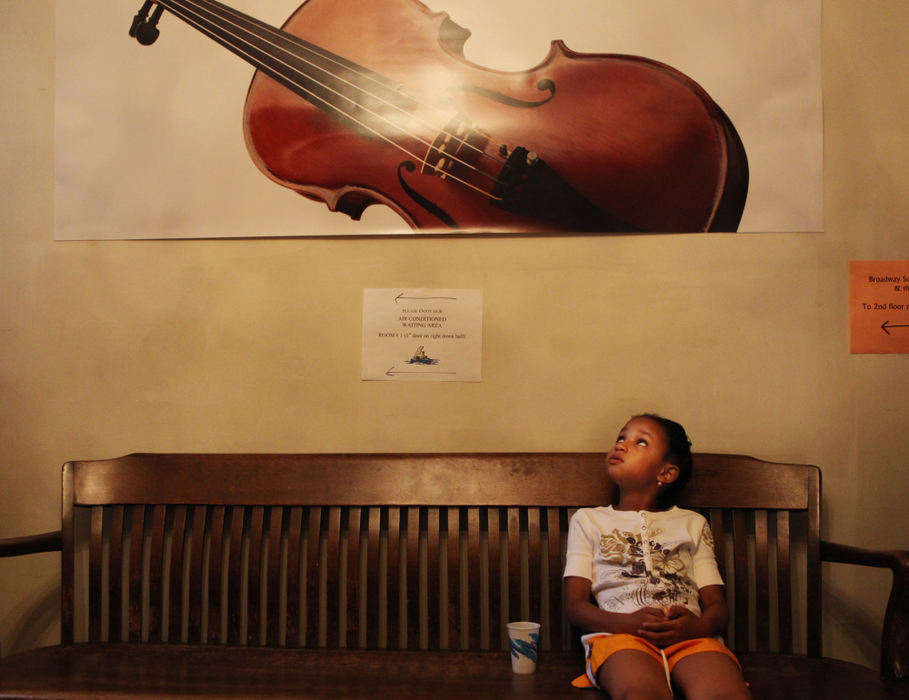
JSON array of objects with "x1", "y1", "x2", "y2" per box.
[
  {"x1": 671, "y1": 651, "x2": 752, "y2": 700},
  {"x1": 597, "y1": 649, "x2": 673, "y2": 700}
]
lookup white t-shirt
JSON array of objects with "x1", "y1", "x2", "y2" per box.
[{"x1": 563, "y1": 506, "x2": 723, "y2": 615}]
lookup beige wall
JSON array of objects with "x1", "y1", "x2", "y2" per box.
[{"x1": 1, "y1": 0, "x2": 907, "y2": 670}]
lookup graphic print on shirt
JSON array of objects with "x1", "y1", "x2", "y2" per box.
[{"x1": 596, "y1": 524, "x2": 710, "y2": 610}]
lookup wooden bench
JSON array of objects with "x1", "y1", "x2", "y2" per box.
[{"x1": 1, "y1": 452, "x2": 907, "y2": 698}]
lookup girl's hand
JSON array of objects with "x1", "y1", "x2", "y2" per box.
[
  {"x1": 626, "y1": 607, "x2": 672, "y2": 634},
  {"x1": 636, "y1": 605, "x2": 708, "y2": 647},
  {"x1": 637, "y1": 585, "x2": 730, "y2": 647},
  {"x1": 565, "y1": 578, "x2": 685, "y2": 637}
]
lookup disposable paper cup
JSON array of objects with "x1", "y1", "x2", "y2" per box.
[{"x1": 507, "y1": 621, "x2": 541, "y2": 674}]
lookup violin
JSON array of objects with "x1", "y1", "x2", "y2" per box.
[{"x1": 131, "y1": 0, "x2": 748, "y2": 233}]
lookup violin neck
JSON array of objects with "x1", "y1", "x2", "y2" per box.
[{"x1": 152, "y1": 0, "x2": 417, "y2": 135}]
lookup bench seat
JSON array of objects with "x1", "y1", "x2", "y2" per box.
[
  {"x1": 2, "y1": 645, "x2": 908, "y2": 699},
  {"x1": 0, "y1": 644, "x2": 582, "y2": 699}
]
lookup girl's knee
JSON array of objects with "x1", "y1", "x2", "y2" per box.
[
  {"x1": 674, "y1": 674, "x2": 751, "y2": 700},
  {"x1": 671, "y1": 651, "x2": 750, "y2": 700},
  {"x1": 596, "y1": 663, "x2": 672, "y2": 700}
]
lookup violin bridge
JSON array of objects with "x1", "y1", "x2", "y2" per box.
[{"x1": 422, "y1": 114, "x2": 489, "y2": 182}]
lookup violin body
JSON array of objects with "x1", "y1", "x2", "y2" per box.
[
  {"x1": 241, "y1": 0, "x2": 747, "y2": 233},
  {"x1": 166, "y1": 0, "x2": 747, "y2": 233}
]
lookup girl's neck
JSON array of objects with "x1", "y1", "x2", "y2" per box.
[
  {"x1": 613, "y1": 496, "x2": 662, "y2": 510},
  {"x1": 614, "y1": 493, "x2": 662, "y2": 511}
]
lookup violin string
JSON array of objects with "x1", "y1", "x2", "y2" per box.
[
  {"x1": 154, "y1": 0, "x2": 510, "y2": 200},
  {"x1": 195, "y1": 0, "x2": 512, "y2": 173},
  {"x1": 163, "y1": 0, "x2": 505, "y2": 197},
  {"x1": 180, "y1": 0, "x2": 511, "y2": 183}
]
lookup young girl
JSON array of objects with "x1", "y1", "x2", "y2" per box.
[{"x1": 564, "y1": 414, "x2": 751, "y2": 699}]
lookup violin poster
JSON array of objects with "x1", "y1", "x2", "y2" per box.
[{"x1": 54, "y1": 0, "x2": 822, "y2": 239}]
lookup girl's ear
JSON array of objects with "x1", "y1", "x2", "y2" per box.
[{"x1": 658, "y1": 462, "x2": 680, "y2": 485}]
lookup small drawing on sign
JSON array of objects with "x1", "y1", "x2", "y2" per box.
[{"x1": 406, "y1": 346, "x2": 439, "y2": 365}]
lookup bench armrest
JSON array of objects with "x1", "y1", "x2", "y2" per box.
[
  {"x1": 821, "y1": 539, "x2": 909, "y2": 680},
  {"x1": 0, "y1": 530, "x2": 62, "y2": 558}
]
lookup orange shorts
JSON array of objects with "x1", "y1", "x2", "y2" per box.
[{"x1": 572, "y1": 634, "x2": 741, "y2": 689}]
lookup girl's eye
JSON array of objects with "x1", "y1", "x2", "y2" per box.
[
  {"x1": 636, "y1": 439, "x2": 648, "y2": 446},
  {"x1": 616, "y1": 435, "x2": 625, "y2": 443}
]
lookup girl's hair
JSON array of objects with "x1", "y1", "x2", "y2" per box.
[{"x1": 634, "y1": 413, "x2": 693, "y2": 506}]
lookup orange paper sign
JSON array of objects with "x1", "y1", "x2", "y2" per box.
[{"x1": 850, "y1": 261, "x2": 909, "y2": 354}]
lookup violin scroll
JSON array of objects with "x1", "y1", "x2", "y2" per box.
[{"x1": 130, "y1": 0, "x2": 164, "y2": 45}]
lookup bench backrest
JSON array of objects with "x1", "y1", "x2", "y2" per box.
[{"x1": 59, "y1": 453, "x2": 820, "y2": 656}]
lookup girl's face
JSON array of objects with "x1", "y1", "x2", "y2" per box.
[{"x1": 606, "y1": 416, "x2": 675, "y2": 490}]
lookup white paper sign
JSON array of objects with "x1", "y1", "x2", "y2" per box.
[{"x1": 362, "y1": 289, "x2": 483, "y2": 381}]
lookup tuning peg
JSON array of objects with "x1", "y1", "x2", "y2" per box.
[
  {"x1": 129, "y1": 1, "x2": 152, "y2": 37},
  {"x1": 130, "y1": 1, "x2": 164, "y2": 45}
]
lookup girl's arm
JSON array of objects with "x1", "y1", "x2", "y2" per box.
[
  {"x1": 692, "y1": 584, "x2": 730, "y2": 636},
  {"x1": 564, "y1": 575, "x2": 667, "y2": 635}
]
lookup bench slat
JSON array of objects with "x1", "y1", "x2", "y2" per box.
[
  {"x1": 445, "y1": 507, "x2": 459, "y2": 649},
  {"x1": 168, "y1": 505, "x2": 188, "y2": 643},
  {"x1": 127, "y1": 505, "x2": 144, "y2": 643},
  {"x1": 188, "y1": 505, "x2": 206, "y2": 644},
  {"x1": 405, "y1": 507, "x2": 420, "y2": 649},
  {"x1": 304, "y1": 507, "x2": 322, "y2": 647},
  {"x1": 386, "y1": 507, "x2": 402, "y2": 650},
  {"x1": 206, "y1": 506, "x2": 226, "y2": 644},
  {"x1": 467, "y1": 508, "x2": 482, "y2": 650},
  {"x1": 365, "y1": 507, "x2": 381, "y2": 649},
  {"x1": 325, "y1": 506, "x2": 341, "y2": 648},
  {"x1": 776, "y1": 510, "x2": 793, "y2": 654},
  {"x1": 226, "y1": 506, "x2": 245, "y2": 645},
  {"x1": 754, "y1": 509, "x2": 770, "y2": 652},
  {"x1": 283, "y1": 507, "x2": 303, "y2": 647},
  {"x1": 108, "y1": 505, "x2": 125, "y2": 643},
  {"x1": 147, "y1": 504, "x2": 167, "y2": 643},
  {"x1": 506, "y1": 508, "x2": 521, "y2": 629},
  {"x1": 544, "y1": 508, "x2": 560, "y2": 652},
  {"x1": 245, "y1": 506, "x2": 265, "y2": 645},
  {"x1": 528, "y1": 508, "x2": 542, "y2": 631},
  {"x1": 487, "y1": 508, "x2": 502, "y2": 651},
  {"x1": 266, "y1": 507, "x2": 283, "y2": 646},
  {"x1": 88, "y1": 507, "x2": 103, "y2": 642}
]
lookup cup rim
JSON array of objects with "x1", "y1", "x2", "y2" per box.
[{"x1": 506, "y1": 621, "x2": 541, "y2": 631}]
